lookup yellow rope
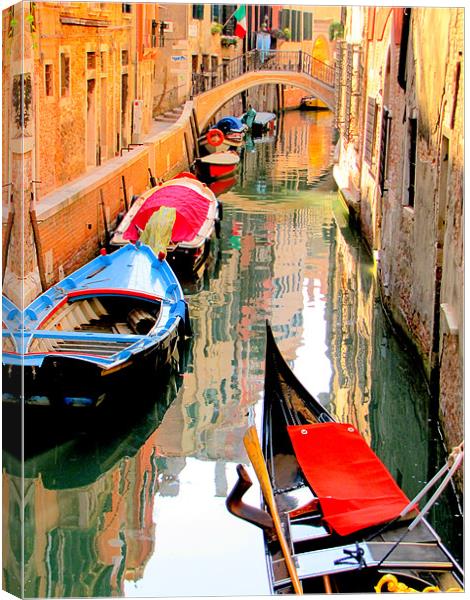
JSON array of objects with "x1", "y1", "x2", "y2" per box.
[{"x1": 374, "y1": 574, "x2": 462, "y2": 593}]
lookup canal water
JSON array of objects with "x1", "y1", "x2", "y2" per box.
[{"x1": 3, "y1": 110, "x2": 462, "y2": 598}]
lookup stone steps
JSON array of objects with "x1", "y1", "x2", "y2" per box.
[{"x1": 154, "y1": 106, "x2": 184, "y2": 122}]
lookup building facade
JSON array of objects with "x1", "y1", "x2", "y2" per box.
[{"x1": 333, "y1": 7, "x2": 464, "y2": 455}]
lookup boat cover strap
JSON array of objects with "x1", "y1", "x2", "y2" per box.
[
  {"x1": 287, "y1": 423, "x2": 412, "y2": 536},
  {"x1": 123, "y1": 185, "x2": 211, "y2": 243}
]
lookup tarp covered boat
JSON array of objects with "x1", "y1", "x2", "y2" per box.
[
  {"x1": 110, "y1": 176, "x2": 221, "y2": 273},
  {"x1": 2, "y1": 244, "x2": 191, "y2": 408},
  {"x1": 227, "y1": 322, "x2": 463, "y2": 594}
]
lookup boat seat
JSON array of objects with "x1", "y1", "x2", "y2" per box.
[
  {"x1": 272, "y1": 541, "x2": 454, "y2": 586},
  {"x1": 289, "y1": 521, "x2": 330, "y2": 545}
]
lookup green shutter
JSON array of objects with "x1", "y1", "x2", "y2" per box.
[
  {"x1": 303, "y1": 13, "x2": 312, "y2": 40},
  {"x1": 192, "y1": 4, "x2": 204, "y2": 20}
]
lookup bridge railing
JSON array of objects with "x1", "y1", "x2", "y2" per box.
[{"x1": 191, "y1": 49, "x2": 335, "y2": 97}]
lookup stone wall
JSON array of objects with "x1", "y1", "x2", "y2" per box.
[{"x1": 333, "y1": 7, "x2": 464, "y2": 460}]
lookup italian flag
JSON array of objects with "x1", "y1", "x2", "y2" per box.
[{"x1": 234, "y1": 5, "x2": 247, "y2": 39}]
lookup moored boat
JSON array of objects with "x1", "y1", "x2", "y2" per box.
[
  {"x1": 250, "y1": 111, "x2": 276, "y2": 136},
  {"x1": 110, "y1": 175, "x2": 221, "y2": 274},
  {"x1": 201, "y1": 116, "x2": 247, "y2": 153},
  {"x1": 227, "y1": 322, "x2": 463, "y2": 594},
  {"x1": 300, "y1": 95, "x2": 329, "y2": 111},
  {"x1": 2, "y1": 244, "x2": 191, "y2": 408},
  {"x1": 195, "y1": 151, "x2": 240, "y2": 182}
]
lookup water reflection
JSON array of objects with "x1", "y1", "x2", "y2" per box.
[
  {"x1": 2, "y1": 109, "x2": 462, "y2": 598},
  {"x1": 2, "y1": 372, "x2": 183, "y2": 598}
]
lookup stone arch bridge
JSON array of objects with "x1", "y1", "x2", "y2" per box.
[{"x1": 191, "y1": 49, "x2": 336, "y2": 131}]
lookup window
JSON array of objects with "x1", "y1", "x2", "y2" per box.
[
  {"x1": 87, "y1": 51, "x2": 96, "y2": 70},
  {"x1": 121, "y1": 50, "x2": 129, "y2": 66},
  {"x1": 407, "y1": 117, "x2": 418, "y2": 207},
  {"x1": 60, "y1": 52, "x2": 70, "y2": 97},
  {"x1": 211, "y1": 5, "x2": 220, "y2": 22},
  {"x1": 100, "y1": 51, "x2": 106, "y2": 70},
  {"x1": 192, "y1": 5, "x2": 204, "y2": 20},
  {"x1": 291, "y1": 10, "x2": 301, "y2": 42},
  {"x1": 303, "y1": 13, "x2": 313, "y2": 40},
  {"x1": 44, "y1": 64, "x2": 53, "y2": 96},
  {"x1": 122, "y1": 3, "x2": 132, "y2": 14},
  {"x1": 280, "y1": 9, "x2": 290, "y2": 30}
]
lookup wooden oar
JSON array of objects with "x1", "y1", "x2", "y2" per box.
[{"x1": 243, "y1": 426, "x2": 303, "y2": 595}]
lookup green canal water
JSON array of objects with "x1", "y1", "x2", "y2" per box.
[{"x1": 2, "y1": 110, "x2": 462, "y2": 598}]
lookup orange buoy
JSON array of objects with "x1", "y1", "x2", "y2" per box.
[{"x1": 206, "y1": 128, "x2": 224, "y2": 147}]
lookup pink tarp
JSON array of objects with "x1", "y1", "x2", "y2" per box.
[
  {"x1": 123, "y1": 185, "x2": 212, "y2": 243},
  {"x1": 287, "y1": 422, "x2": 413, "y2": 536}
]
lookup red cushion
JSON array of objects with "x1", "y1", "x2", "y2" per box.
[{"x1": 287, "y1": 423, "x2": 412, "y2": 536}]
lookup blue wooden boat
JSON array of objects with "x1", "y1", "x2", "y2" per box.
[{"x1": 2, "y1": 243, "x2": 191, "y2": 408}]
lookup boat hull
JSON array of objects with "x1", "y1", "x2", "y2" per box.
[
  {"x1": 195, "y1": 155, "x2": 240, "y2": 182},
  {"x1": 2, "y1": 322, "x2": 183, "y2": 408}
]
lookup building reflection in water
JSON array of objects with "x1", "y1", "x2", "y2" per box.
[{"x1": 2, "y1": 373, "x2": 182, "y2": 598}]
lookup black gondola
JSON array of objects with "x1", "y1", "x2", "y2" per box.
[{"x1": 227, "y1": 322, "x2": 463, "y2": 594}]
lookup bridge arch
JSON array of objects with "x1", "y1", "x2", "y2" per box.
[{"x1": 193, "y1": 71, "x2": 335, "y2": 131}]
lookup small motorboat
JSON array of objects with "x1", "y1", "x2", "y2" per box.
[
  {"x1": 227, "y1": 322, "x2": 463, "y2": 595},
  {"x1": 300, "y1": 95, "x2": 329, "y2": 111},
  {"x1": 195, "y1": 151, "x2": 240, "y2": 182},
  {"x1": 201, "y1": 116, "x2": 247, "y2": 153},
  {"x1": 249, "y1": 111, "x2": 276, "y2": 136},
  {"x1": 110, "y1": 175, "x2": 222, "y2": 274},
  {"x1": 2, "y1": 244, "x2": 191, "y2": 408}
]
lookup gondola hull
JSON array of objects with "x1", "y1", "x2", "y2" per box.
[{"x1": 227, "y1": 323, "x2": 463, "y2": 595}]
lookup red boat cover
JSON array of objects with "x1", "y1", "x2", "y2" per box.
[
  {"x1": 287, "y1": 423, "x2": 412, "y2": 536},
  {"x1": 123, "y1": 185, "x2": 211, "y2": 243}
]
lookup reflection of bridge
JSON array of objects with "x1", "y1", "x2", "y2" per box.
[{"x1": 191, "y1": 49, "x2": 335, "y2": 130}]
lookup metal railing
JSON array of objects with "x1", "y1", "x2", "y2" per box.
[{"x1": 191, "y1": 49, "x2": 335, "y2": 97}]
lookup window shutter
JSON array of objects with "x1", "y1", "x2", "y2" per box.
[
  {"x1": 364, "y1": 96, "x2": 377, "y2": 165},
  {"x1": 408, "y1": 117, "x2": 418, "y2": 206},
  {"x1": 303, "y1": 13, "x2": 312, "y2": 40},
  {"x1": 379, "y1": 108, "x2": 391, "y2": 195}
]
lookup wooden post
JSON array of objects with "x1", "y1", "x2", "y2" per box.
[
  {"x1": 191, "y1": 108, "x2": 200, "y2": 139},
  {"x1": 30, "y1": 205, "x2": 47, "y2": 292},
  {"x1": 99, "y1": 189, "x2": 109, "y2": 248},
  {"x1": 184, "y1": 132, "x2": 193, "y2": 168},
  {"x1": 121, "y1": 175, "x2": 129, "y2": 211},
  {"x1": 148, "y1": 168, "x2": 157, "y2": 187},
  {"x1": 189, "y1": 115, "x2": 200, "y2": 159}
]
